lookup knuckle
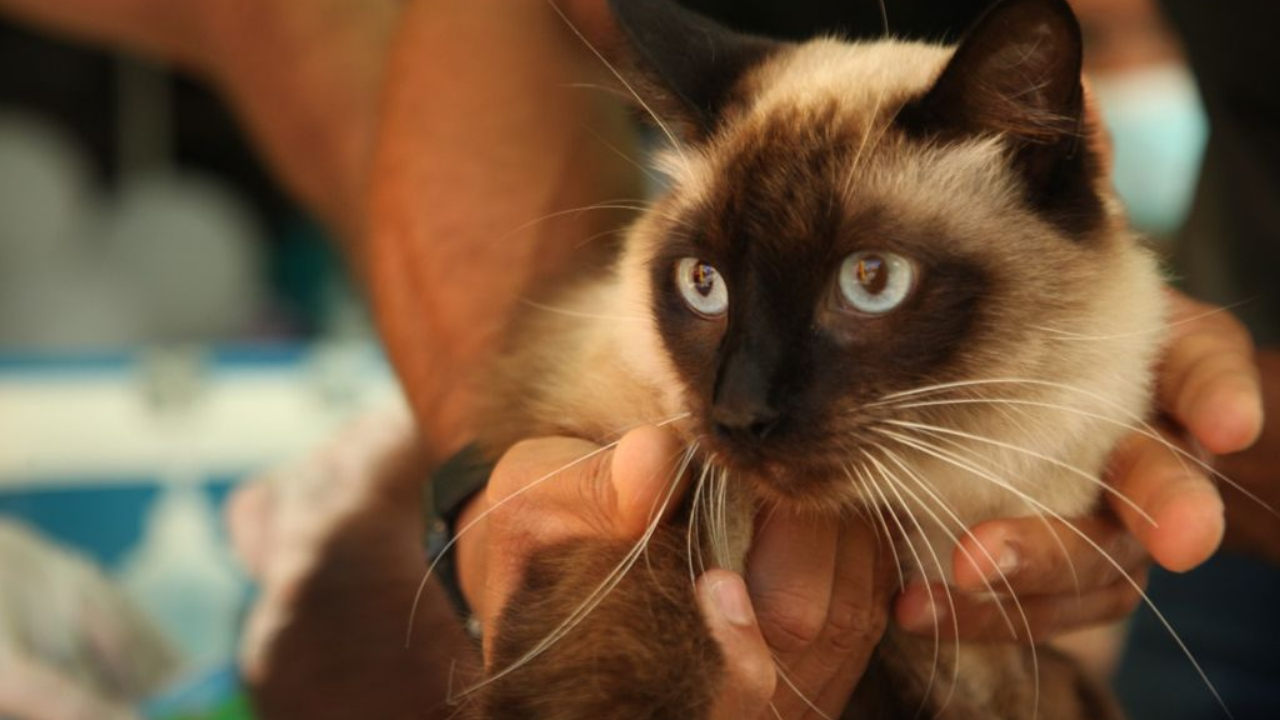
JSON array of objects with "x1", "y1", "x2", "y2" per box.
[
  {"x1": 820, "y1": 599, "x2": 887, "y2": 657},
  {"x1": 755, "y1": 589, "x2": 828, "y2": 654}
]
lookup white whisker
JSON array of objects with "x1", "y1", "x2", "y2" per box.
[
  {"x1": 518, "y1": 298, "x2": 648, "y2": 323},
  {"x1": 880, "y1": 427, "x2": 1234, "y2": 719},
  {"x1": 545, "y1": 0, "x2": 692, "y2": 171},
  {"x1": 857, "y1": 457, "x2": 951, "y2": 717},
  {"x1": 406, "y1": 412, "x2": 691, "y2": 646},
  {"x1": 458, "y1": 441, "x2": 700, "y2": 697},
  {"x1": 883, "y1": 416, "x2": 1154, "y2": 527},
  {"x1": 882, "y1": 387, "x2": 1280, "y2": 523}
]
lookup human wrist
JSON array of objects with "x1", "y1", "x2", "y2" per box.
[{"x1": 427, "y1": 444, "x2": 493, "y2": 631}]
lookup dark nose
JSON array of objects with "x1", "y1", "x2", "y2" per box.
[{"x1": 711, "y1": 398, "x2": 781, "y2": 441}]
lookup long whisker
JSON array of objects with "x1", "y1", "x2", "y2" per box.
[
  {"x1": 580, "y1": 122, "x2": 666, "y2": 186},
  {"x1": 888, "y1": 421, "x2": 1083, "y2": 598},
  {"x1": 867, "y1": 444, "x2": 1024, "y2": 639},
  {"x1": 857, "y1": 456, "x2": 952, "y2": 718},
  {"x1": 497, "y1": 200, "x2": 691, "y2": 245},
  {"x1": 883, "y1": 416, "x2": 1154, "y2": 526},
  {"x1": 847, "y1": 463, "x2": 906, "y2": 589},
  {"x1": 1030, "y1": 300, "x2": 1251, "y2": 342},
  {"x1": 881, "y1": 427, "x2": 1234, "y2": 719},
  {"x1": 687, "y1": 461, "x2": 713, "y2": 587},
  {"x1": 872, "y1": 438, "x2": 1057, "y2": 719},
  {"x1": 772, "y1": 656, "x2": 834, "y2": 720},
  {"x1": 545, "y1": 0, "x2": 692, "y2": 171},
  {"x1": 457, "y1": 441, "x2": 700, "y2": 698},
  {"x1": 881, "y1": 387, "x2": 1280, "y2": 522},
  {"x1": 406, "y1": 412, "x2": 690, "y2": 646},
  {"x1": 518, "y1": 298, "x2": 648, "y2": 323}
]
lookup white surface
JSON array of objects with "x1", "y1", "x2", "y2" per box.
[{"x1": 0, "y1": 346, "x2": 404, "y2": 488}]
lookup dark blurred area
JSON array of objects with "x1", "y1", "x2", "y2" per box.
[{"x1": 0, "y1": 19, "x2": 354, "y2": 346}]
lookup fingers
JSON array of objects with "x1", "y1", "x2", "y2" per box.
[
  {"x1": 474, "y1": 426, "x2": 689, "y2": 622},
  {"x1": 697, "y1": 570, "x2": 778, "y2": 720},
  {"x1": 609, "y1": 425, "x2": 690, "y2": 535},
  {"x1": 488, "y1": 426, "x2": 686, "y2": 539},
  {"x1": 949, "y1": 515, "x2": 1146, "y2": 595},
  {"x1": 1106, "y1": 432, "x2": 1225, "y2": 572},
  {"x1": 1160, "y1": 290, "x2": 1263, "y2": 455},
  {"x1": 895, "y1": 570, "x2": 1147, "y2": 643},
  {"x1": 776, "y1": 518, "x2": 894, "y2": 719},
  {"x1": 747, "y1": 508, "x2": 839, "y2": 657},
  {"x1": 895, "y1": 513, "x2": 1150, "y2": 643}
]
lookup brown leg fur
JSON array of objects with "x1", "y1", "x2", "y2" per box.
[
  {"x1": 482, "y1": 526, "x2": 1125, "y2": 720},
  {"x1": 482, "y1": 528, "x2": 723, "y2": 720}
]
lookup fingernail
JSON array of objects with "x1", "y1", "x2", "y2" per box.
[
  {"x1": 712, "y1": 576, "x2": 755, "y2": 628},
  {"x1": 992, "y1": 542, "x2": 1020, "y2": 578}
]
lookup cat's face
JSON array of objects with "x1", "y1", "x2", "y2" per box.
[{"x1": 612, "y1": 0, "x2": 1165, "y2": 516}]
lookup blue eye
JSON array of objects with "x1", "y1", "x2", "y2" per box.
[
  {"x1": 675, "y1": 258, "x2": 728, "y2": 317},
  {"x1": 838, "y1": 251, "x2": 915, "y2": 314}
]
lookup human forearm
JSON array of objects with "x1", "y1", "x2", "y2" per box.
[{"x1": 367, "y1": 0, "x2": 641, "y2": 461}]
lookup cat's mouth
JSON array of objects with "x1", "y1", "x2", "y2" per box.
[{"x1": 706, "y1": 444, "x2": 859, "y2": 512}]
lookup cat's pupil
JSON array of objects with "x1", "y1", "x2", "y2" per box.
[
  {"x1": 856, "y1": 256, "x2": 889, "y2": 295},
  {"x1": 692, "y1": 263, "x2": 716, "y2": 297}
]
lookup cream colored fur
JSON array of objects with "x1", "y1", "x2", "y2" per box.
[{"x1": 481, "y1": 38, "x2": 1167, "y2": 583}]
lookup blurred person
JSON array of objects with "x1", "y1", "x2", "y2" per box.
[{"x1": 0, "y1": 1, "x2": 1273, "y2": 719}]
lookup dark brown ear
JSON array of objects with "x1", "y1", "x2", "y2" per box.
[
  {"x1": 899, "y1": 0, "x2": 1102, "y2": 234},
  {"x1": 607, "y1": 0, "x2": 782, "y2": 139}
]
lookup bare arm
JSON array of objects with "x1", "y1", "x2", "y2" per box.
[{"x1": 367, "y1": 0, "x2": 640, "y2": 464}]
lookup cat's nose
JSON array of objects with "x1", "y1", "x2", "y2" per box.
[{"x1": 711, "y1": 400, "x2": 781, "y2": 441}]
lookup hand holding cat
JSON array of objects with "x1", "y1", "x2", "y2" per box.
[
  {"x1": 462, "y1": 426, "x2": 895, "y2": 719},
  {"x1": 896, "y1": 288, "x2": 1267, "y2": 642}
]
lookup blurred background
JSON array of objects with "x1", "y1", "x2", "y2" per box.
[
  {"x1": 0, "y1": 0, "x2": 1215, "y2": 718},
  {"x1": 0, "y1": 14, "x2": 400, "y2": 720}
]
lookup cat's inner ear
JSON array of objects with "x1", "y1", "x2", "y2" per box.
[
  {"x1": 607, "y1": 0, "x2": 782, "y2": 139},
  {"x1": 899, "y1": 0, "x2": 1100, "y2": 233}
]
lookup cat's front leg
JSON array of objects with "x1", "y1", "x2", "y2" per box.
[{"x1": 479, "y1": 527, "x2": 724, "y2": 720}]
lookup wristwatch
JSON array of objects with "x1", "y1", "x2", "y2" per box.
[{"x1": 424, "y1": 443, "x2": 494, "y2": 640}]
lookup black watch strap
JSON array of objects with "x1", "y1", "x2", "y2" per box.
[{"x1": 424, "y1": 444, "x2": 494, "y2": 633}]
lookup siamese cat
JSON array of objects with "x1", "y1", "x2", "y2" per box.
[{"x1": 473, "y1": 0, "x2": 1165, "y2": 717}]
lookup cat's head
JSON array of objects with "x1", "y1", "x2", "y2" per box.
[{"x1": 609, "y1": 0, "x2": 1166, "y2": 515}]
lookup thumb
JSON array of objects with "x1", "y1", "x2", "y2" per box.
[
  {"x1": 697, "y1": 570, "x2": 777, "y2": 720},
  {"x1": 609, "y1": 425, "x2": 688, "y2": 537}
]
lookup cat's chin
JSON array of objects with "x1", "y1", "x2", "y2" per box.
[{"x1": 734, "y1": 460, "x2": 863, "y2": 515}]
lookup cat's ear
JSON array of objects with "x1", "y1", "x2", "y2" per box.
[
  {"x1": 607, "y1": 0, "x2": 782, "y2": 139},
  {"x1": 900, "y1": 0, "x2": 1101, "y2": 233}
]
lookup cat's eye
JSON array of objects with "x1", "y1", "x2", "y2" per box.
[
  {"x1": 838, "y1": 251, "x2": 915, "y2": 314},
  {"x1": 675, "y1": 258, "x2": 728, "y2": 317}
]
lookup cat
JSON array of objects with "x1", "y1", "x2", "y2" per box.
[{"x1": 470, "y1": 0, "x2": 1166, "y2": 718}]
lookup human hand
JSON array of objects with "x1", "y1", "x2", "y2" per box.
[
  {"x1": 896, "y1": 289, "x2": 1265, "y2": 642},
  {"x1": 461, "y1": 427, "x2": 893, "y2": 718}
]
